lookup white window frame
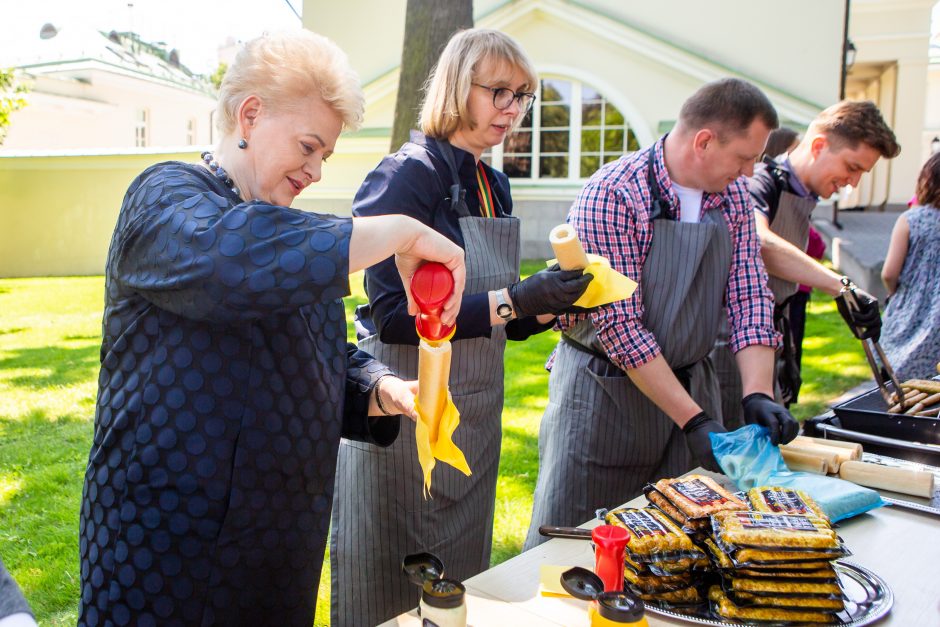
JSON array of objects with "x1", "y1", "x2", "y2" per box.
[
  {"x1": 489, "y1": 73, "x2": 648, "y2": 182},
  {"x1": 187, "y1": 118, "x2": 197, "y2": 145},
  {"x1": 135, "y1": 109, "x2": 149, "y2": 147}
]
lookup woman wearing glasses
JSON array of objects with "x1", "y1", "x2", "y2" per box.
[{"x1": 330, "y1": 29, "x2": 591, "y2": 625}]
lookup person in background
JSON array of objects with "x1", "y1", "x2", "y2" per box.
[
  {"x1": 524, "y1": 78, "x2": 800, "y2": 550},
  {"x1": 714, "y1": 126, "x2": 801, "y2": 428},
  {"x1": 0, "y1": 557, "x2": 36, "y2": 627},
  {"x1": 330, "y1": 29, "x2": 591, "y2": 626},
  {"x1": 712, "y1": 101, "x2": 899, "y2": 428},
  {"x1": 763, "y1": 127, "x2": 799, "y2": 161},
  {"x1": 880, "y1": 152, "x2": 940, "y2": 380},
  {"x1": 789, "y1": 227, "x2": 826, "y2": 370},
  {"x1": 77, "y1": 29, "x2": 466, "y2": 626}
]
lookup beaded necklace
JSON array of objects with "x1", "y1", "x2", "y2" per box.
[{"x1": 200, "y1": 151, "x2": 240, "y2": 198}]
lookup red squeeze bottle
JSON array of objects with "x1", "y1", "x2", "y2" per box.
[
  {"x1": 410, "y1": 262, "x2": 455, "y2": 342},
  {"x1": 592, "y1": 525, "x2": 630, "y2": 592}
]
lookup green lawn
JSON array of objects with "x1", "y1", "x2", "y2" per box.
[{"x1": 0, "y1": 267, "x2": 869, "y2": 625}]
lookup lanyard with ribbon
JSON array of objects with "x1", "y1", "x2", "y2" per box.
[{"x1": 475, "y1": 163, "x2": 495, "y2": 218}]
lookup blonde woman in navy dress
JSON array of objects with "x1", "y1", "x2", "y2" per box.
[{"x1": 77, "y1": 30, "x2": 465, "y2": 627}]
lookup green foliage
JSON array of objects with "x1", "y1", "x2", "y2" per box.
[
  {"x1": 0, "y1": 67, "x2": 29, "y2": 145},
  {"x1": 1, "y1": 272, "x2": 868, "y2": 625},
  {"x1": 209, "y1": 61, "x2": 227, "y2": 91}
]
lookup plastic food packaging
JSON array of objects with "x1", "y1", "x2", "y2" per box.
[
  {"x1": 748, "y1": 486, "x2": 829, "y2": 522},
  {"x1": 651, "y1": 475, "x2": 748, "y2": 519},
  {"x1": 603, "y1": 507, "x2": 707, "y2": 567},
  {"x1": 731, "y1": 589, "x2": 845, "y2": 611},
  {"x1": 710, "y1": 425, "x2": 886, "y2": 522},
  {"x1": 722, "y1": 576, "x2": 843, "y2": 598},
  {"x1": 708, "y1": 586, "x2": 838, "y2": 623},
  {"x1": 710, "y1": 511, "x2": 839, "y2": 551}
]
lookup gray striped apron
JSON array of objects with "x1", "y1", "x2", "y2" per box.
[
  {"x1": 713, "y1": 188, "x2": 816, "y2": 417},
  {"x1": 765, "y1": 191, "x2": 816, "y2": 305},
  {"x1": 524, "y1": 203, "x2": 732, "y2": 550},
  {"x1": 330, "y1": 215, "x2": 520, "y2": 626}
]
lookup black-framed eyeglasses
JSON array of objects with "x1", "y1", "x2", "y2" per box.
[{"x1": 472, "y1": 83, "x2": 536, "y2": 112}]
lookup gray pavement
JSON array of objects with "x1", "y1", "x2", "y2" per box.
[{"x1": 812, "y1": 205, "x2": 907, "y2": 302}]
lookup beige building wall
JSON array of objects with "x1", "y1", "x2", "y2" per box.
[
  {"x1": 0, "y1": 150, "x2": 200, "y2": 277},
  {"x1": 306, "y1": 0, "x2": 842, "y2": 105},
  {"x1": 305, "y1": 0, "x2": 933, "y2": 210},
  {"x1": 846, "y1": 0, "x2": 934, "y2": 206},
  {"x1": 304, "y1": 0, "x2": 838, "y2": 204},
  {"x1": 926, "y1": 58, "x2": 940, "y2": 166}
]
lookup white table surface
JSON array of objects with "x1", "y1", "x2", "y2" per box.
[{"x1": 381, "y1": 470, "x2": 940, "y2": 626}]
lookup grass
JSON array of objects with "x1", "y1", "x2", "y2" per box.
[{"x1": 0, "y1": 267, "x2": 868, "y2": 625}]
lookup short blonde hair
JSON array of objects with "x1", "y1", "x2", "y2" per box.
[
  {"x1": 216, "y1": 29, "x2": 364, "y2": 135},
  {"x1": 420, "y1": 29, "x2": 537, "y2": 140}
]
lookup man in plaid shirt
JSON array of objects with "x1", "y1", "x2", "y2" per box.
[{"x1": 526, "y1": 79, "x2": 800, "y2": 547}]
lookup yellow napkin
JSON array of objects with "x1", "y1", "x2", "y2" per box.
[
  {"x1": 538, "y1": 564, "x2": 573, "y2": 598},
  {"x1": 414, "y1": 387, "x2": 471, "y2": 498},
  {"x1": 548, "y1": 253, "x2": 637, "y2": 308}
]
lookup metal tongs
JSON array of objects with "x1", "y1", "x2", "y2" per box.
[{"x1": 835, "y1": 278, "x2": 906, "y2": 410}]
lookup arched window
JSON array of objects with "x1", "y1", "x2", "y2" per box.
[{"x1": 485, "y1": 77, "x2": 640, "y2": 180}]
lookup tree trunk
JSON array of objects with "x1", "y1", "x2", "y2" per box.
[{"x1": 390, "y1": 0, "x2": 473, "y2": 151}]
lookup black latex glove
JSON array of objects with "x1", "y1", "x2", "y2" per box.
[
  {"x1": 682, "y1": 412, "x2": 727, "y2": 473},
  {"x1": 508, "y1": 264, "x2": 593, "y2": 317},
  {"x1": 741, "y1": 392, "x2": 799, "y2": 446},
  {"x1": 835, "y1": 281, "x2": 881, "y2": 341}
]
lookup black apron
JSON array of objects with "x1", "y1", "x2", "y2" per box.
[{"x1": 524, "y1": 152, "x2": 732, "y2": 549}]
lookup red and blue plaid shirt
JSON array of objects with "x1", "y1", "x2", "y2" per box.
[{"x1": 551, "y1": 136, "x2": 778, "y2": 371}]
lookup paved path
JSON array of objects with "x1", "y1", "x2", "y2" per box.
[{"x1": 812, "y1": 206, "x2": 906, "y2": 301}]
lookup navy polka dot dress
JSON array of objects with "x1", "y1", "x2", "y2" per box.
[{"x1": 78, "y1": 162, "x2": 399, "y2": 626}]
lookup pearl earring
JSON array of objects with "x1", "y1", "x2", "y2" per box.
[{"x1": 238, "y1": 138, "x2": 248, "y2": 149}]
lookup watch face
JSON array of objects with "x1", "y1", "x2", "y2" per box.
[{"x1": 496, "y1": 303, "x2": 513, "y2": 319}]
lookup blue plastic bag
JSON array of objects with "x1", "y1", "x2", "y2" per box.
[{"x1": 710, "y1": 425, "x2": 886, "y2": 522}]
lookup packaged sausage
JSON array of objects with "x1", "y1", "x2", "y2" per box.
[
  {"x1": 623, "y1": 567, "x2": 692, "y2": 593},
  {"x1": 708, "y1": 586, "x2": 838, "y2": 623},
  {"x1": 644, "y1": 487, "x2": 715, "y2": 534},
  {"x1": 748, "y1": 486, "x2": 829, "y2": 522},
  {"x1": 724, "y1": 576, "x2": 843, "y2": 598},
  {"x1": 636, "y1": 585, "x2": 703, "y2": 606},
  {"x1": 604, "y1": 507, "x2": 707, "y2": 566},
  {"x1": 732, "y1": 590, "x2": 845, "y2": 611},
  {"x1": 736, "y1": 566, "x2": 838, "y2": 582},
  {"x1": 652, "y1": 475, "x2": 748, "y2": 520},
  {"x1": 711, "y1": 511, "x2": 840, "y2": 550}
]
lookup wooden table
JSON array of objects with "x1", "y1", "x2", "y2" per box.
[{"x1": 381, "y1": 470, "x2": 940, "y2": 626}]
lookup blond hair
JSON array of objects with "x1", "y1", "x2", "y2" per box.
[
  {"x1": 216, "y1": 29, "x2": 364, "y2": 135},
  {"x1": 420, "y1": 29, "x2": 537, "y2": 139}
]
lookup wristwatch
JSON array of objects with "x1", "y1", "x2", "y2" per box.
[{"x1": 494, "y1": 289, "x2": 514, "y2": 321}]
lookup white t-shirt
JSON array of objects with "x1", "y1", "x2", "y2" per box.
[{"x1": 672, "y1": 181, "x2": 704, "y2": 223}]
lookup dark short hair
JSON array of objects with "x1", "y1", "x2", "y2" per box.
[
  {"x1": 812, "y1": 100, "x2": 900, "y2": 159},
  {"x1": 763, "y1": 127, "x2": 799, "y2": 159},
  {"x1": 678, "y1": 78, "x2": 779, "y2": 139},
  {"x1": 915, "y1": 152, "x2": 940, "y2": 209}
]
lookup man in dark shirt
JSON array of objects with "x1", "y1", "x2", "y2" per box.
[
  {"x1": 719, "y1": 100, "x2": 900, "y2": 421},
  {"x1": 751, "y1": 101, "x2": 899, "y2": 298}
]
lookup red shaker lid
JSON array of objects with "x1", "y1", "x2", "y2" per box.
[
  {"x1": 411, "y1": 262, "x2": 455, "y2": 342},
  {"x1": 591, "y1": 524, "x2": 630, "y2": 549},
  {"x1": 410, "y1": 262, "x2": 454, "y2": 314}
]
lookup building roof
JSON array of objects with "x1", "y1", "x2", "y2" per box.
[{"x1": 2, "y1": 23, "x2": 214, "y2": 96}]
